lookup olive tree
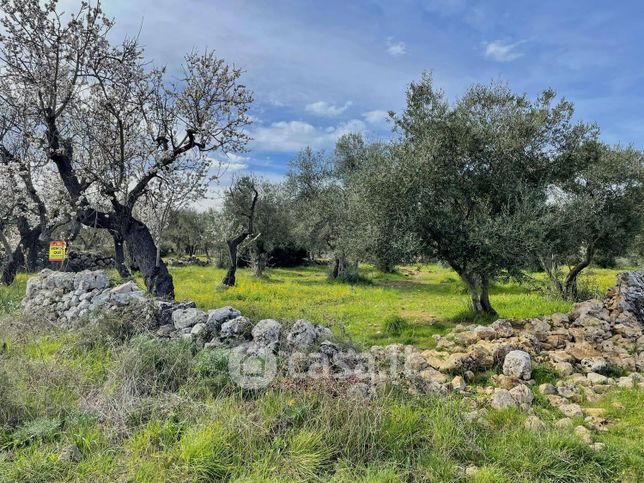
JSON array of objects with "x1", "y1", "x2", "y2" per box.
[
  {"x1": 220, "y1": 176, "x2": 259, "y2": 286},
  {"x1": 0, "y1": 0, "x2": 252, "y2": 297},
  {"x1": 287, "y1": 145, "x2": 366, "y2": 280},
  {"x1": 243, "y1": 181, "x2": 295, "y2": 277},
  {"x1": 535, "y1": 143, "x2": 644, "y2": 299},
  {"x1": 390, "y1": 74, "x2": 593, "y2": 315}
]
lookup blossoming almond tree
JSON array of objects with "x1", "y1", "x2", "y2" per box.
[{"x1": 0, "y1": 0, "x2": 253, "y2": 298}]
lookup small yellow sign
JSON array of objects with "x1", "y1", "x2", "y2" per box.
[{"x1": 49, "y1": 240, "x2": 67, "y2": 262}]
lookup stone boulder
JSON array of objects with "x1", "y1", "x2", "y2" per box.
[
  {"x1": 252, "y1": 319, "x2": 282, "y2": 351},
  {"x1": 154, "y1": 300, "x2": 196, "y2": 326},
  {"x1": 503, "y1": 350, "x2": 532, "y2": 380},
  {"x1": 287, "y1": 320, "x2": 318, "y2": 350},
  {"x1": 73, "y1": 270, "x2": 110, "y2": 291},
  {"x1": 206, "y1": 306, "x2": 241, "y2": 333},
  {"x1": 172, "y1": 308, "x2": 208, "y2": 330},
  {"x1": 491, "y1": 388, "x2": 517, "y2": 409},
  {"x1": 606, "y1": 271, "x2": 644, "y2": 323},
  {"x1": 219, "y1": 316, "x2": 253, "y2": 344}
]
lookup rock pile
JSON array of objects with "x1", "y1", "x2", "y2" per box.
[
  {"x1": 57, "y1": 251, "x2": 116, "y2": 272},
  {"x1": 20, "y1": 269, "x2": 644, "y2": 411},
  {"x1": 22, "y1": 270, "x2": 148, "y2": 324}
]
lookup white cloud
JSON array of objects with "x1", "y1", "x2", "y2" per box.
[
  {"x1": 483, "y1": 40, "x2": 525, "y2": 62},
  {"x1": 305, "y1": 100, "x2": 352, "y2": 117},
  {"x1": 362, "y1": 110, "x2": 390, "y2": 125},
  {"x1": 251, "y1": 119, "x2": 367, "y2": 152},
  {"x1": 386, "y1": 37, "x2": 407, "y2": 57},
  {"x1": 207, "y1": 153, "x2": 249, "y2": 173}
]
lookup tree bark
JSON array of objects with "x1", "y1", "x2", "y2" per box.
[
  {"x1": 331, "y1": 258, "x2": 340, "y2": 279},
  {"x1": 222, "y1": 233, "x2": 247, "y2": 286},
  {"x1": 457, "y1": 270, "x2": 497, "y2": 315},
  {"x1": 254, "y1": 251, "x2": 267, "y2": 277},
  {"x1": 2, "y1": 245, "x2": 24, "y2": 286},
  {"x1": 120, "y1": 214, "x2": 174, "y2": 299},
  {"x1": 112, "y1": 232, "x2": 131, "y2": 279},
  {"x1": 330, "y1": 256, "x2": 348, "y2": 279},
  {"x1": 563, "y1": 245, "x2": 595, "y2": 301},
  {"x1": 479, "y1": 275, "x2": 497, "y2": 316}
]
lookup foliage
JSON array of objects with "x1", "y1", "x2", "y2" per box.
[
  {"x1": 385, "y1": 74, "x2": 597, "y2": 315},
  {"x1": 533, "y1": 143, "x2": 644, "y2": 299},
  {"x1": 0, "y1": 0, "x2": 253, "y2": 296}
]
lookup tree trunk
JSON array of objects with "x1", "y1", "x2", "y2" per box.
[
  {"x1": 563, "y1": 245, "x2": 595, "y2": 301},
  {"x1": 222, "y1": 237, "x2": 242, "y2": 286},
  {"x1": 120, "y1": 215, "x2": 174, "y2": 299},
  {"x1": 479, "y1": 276, "x2": 497, "y2": 316},
  {"x1": 24, "y1": 233, "x2": 42, "y2": 272},
  {"x1": 331, "y1": 258, "x2": 340, "y2": 279},
  {"x1": 112, "y1": 232, "x2": 131, "y2": 279},
  {"x1": 254, "y1": 251, "x2": 267, "y2": 277},
  {"x1": 2, "y1": 246, "x2": 24, "y2": 286},
  {"x1": 1, "y1": 224, "x2": 41, "y2": 284},
  {"x1": 330, "y1": 256, "x2": 348, "y2": 279},
  {"x1": 458, "y1": 270, "x2": 497, "y2": 315}
]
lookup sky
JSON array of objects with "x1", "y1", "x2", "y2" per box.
[{"x1": 91, "y1": 0, "x2": 644, "y2": 206}]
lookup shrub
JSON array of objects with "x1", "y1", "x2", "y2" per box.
[
  {"x1": 106, "y1": 336, "x2": 195, "y2": 398},
  {"x1": 0, "y1": 369, "x2": 22, "y2": 427},
  {"x1": 7, "y1": 416, "x2": 62, "y2": 448},
  {"x1": 381, "y1": 316, "x2": 408, "y2": 337},
  {"x1": 74, "y1": 307, "x2": 155, "y2": 351}
]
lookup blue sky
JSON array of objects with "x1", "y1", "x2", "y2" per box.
[{"x1": 95, "y1": 0, "x2": 644, "y2": 202}]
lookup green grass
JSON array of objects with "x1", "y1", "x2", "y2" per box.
[
  {"x1": 0, "y1": 322, "x2": 642, "y2": 482},
  {"x1": 0, "y1": 265, "x2": 641, "y2": 482},
  {"x1": 0, "y1": 273, "x2": 26, "y2": 315},
  {"x1": 159, "y1": 263, "x2": 624, "y2": 348},
  {"x1": 0, "y1": 264, "x2": 627, "y2": 348}
]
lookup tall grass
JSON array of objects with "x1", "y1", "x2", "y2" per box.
[{"x1": 1, "y1": 315, "x2": 642, "y2": 482}]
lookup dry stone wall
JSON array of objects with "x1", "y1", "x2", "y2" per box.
[{"x1": 20, "y1": 269, "x2": 644, "y2": 422}]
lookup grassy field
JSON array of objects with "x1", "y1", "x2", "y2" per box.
[
  {"x1": 0, "y1": 314, "x2": 642, "y2": 482},
  {"x1": 0, "y1": 265, "x2": 642, "y2": 481},
  {"x1": 163, "y1": 263, "x2": 625, "y2": 348}
]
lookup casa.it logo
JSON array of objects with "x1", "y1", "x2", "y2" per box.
[{"x1": 228, "y1": 344, "x2": 278, "y2": 389}]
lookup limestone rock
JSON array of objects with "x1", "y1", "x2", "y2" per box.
[
  {"x1": 525, "y1": 415, "x2": 545, "y2": 431},
  {"x1": 539, "y1": 383, "x2": 557, "y2": 395},
  {"x1": 219, "y1": 316, "x2": 253, "y2": 344},
  {"x1": 491, "y1": 388, "x2": 517, "y2": 410},
  {"x1": 252, "y1": 319, "x2": 282, "y2": 351},
  {"x1": 509, "y1": 384, "x2": 534, "y2": 406},
  {"x1": 172, "y1": 308, "x2": 207, "y2": 330},
  {"x1": 206, "y1": 306, "x2": 241, "y2": 333},
  {"x1": 287, "y1": 320, "x2": 318, "y2": 350},
  {"x1": 560, "y1": 403, "x2": 583, "y2": 418},
  {"x1": 586, "y1": 372, "x2": 608, "y2": 385},
  {"x1": 574, "y1": 425, "x2": 593, "y2": 445},
  {"x1": 503, "y1": 350, "x2": 532, "y2": 380}
]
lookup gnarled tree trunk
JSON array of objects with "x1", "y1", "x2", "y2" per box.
[
  {"x1": 1, "y1": 219, "x2": 41, "y2": 285},
  {"x1": 112, "y1": 231, "x2": 131, "y2": 279},
  {"x1": 222, "y1": 232, "x2": 247, "y2": 287},
  {"x1": 221, "y1": 183, "x2": 259, "y2": 287},
  {"x1": 120, "y1": 214, "x2": 174, "y2": 299},
  {"x1": 457, "y1": 270, "x2": 497, "y2": 316},
  {"x1": 563, "y1": 245, "x2": 595, "y2": 301}
]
